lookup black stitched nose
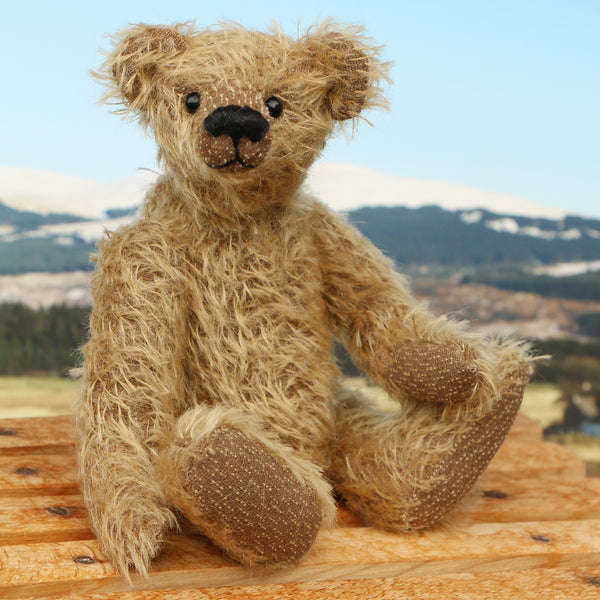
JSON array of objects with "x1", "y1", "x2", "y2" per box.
[{"x1": 204, "y1": 105, "x2": 269, "y2": 146}]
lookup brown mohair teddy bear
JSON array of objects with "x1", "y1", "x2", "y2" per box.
[{"x1": 76, "y1": 21, "x2": 532, "y2": 576}]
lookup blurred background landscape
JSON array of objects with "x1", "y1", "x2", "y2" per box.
[
  {"x1": 1, "y1": 161, "x2": 599, "y2": 475},
  {"x1": 1, "y1": 2, "x2": 598, "y2": 477}
]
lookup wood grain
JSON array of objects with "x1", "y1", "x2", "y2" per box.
[
  {"x1": 336, "y1": 476, "x2": 600, "y2": 527},
  {"x1": 18, "y1": 567, "x2": 600, "y2": 600},
  {"x1": 0, "y1": 415, "x2": 75, "y2": 456},
  {"x1": 488, "y1": 440, "x2": 586, "y2": 479},
  {"x1": 1, "y1": 520, "x2": 599, "y2": 598},
  {"x1": 1, "y1": 473, "x2": 598, "y2": 547},
  {"x1": 0, "y1": 438, "x2": 584, "y2": 501},
  {"x1": 0, "y1": 413, "x2": 543, "y2": 455},
  {"x1": 0, "y1": 412, "x2": 595, "y2": 600},
  {"x1": 506, "y1": 412, "x2": 543, "y2": 442},
  {"x1": 0, "y1": 455, "x2": 78, "y2": 497},
  {"x1": 0, "y1": 494, "x2": 91, "y2": 544}
]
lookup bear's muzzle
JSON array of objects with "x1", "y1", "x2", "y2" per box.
[{"x1": 201, "y1": 105, "x2": 272, "y2": 171}]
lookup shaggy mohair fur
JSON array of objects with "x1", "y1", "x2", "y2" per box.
[{"x1": 76, "y1": 21, "x2": 533, "y2": 577}]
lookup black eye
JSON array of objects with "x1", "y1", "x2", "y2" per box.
[
  {"x1": 265, "y1": 96, "x2": 283, "y2": 118},
  {"x1": 185, "y1": 92, "x2": 201, "y2": 114}
]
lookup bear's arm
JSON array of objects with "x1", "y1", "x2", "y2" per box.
[
  {"x1": 311, "y1": 203, "x2": 496, "y2": 405},
  {"x1": 76, "y1": 222, "x2": 186, "y2": 575}
]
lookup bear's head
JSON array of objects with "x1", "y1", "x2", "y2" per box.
[{"x1": 99, "y1": 22, "x2": 388, "y2": 215}]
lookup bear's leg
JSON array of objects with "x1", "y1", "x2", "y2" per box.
[
  {"x1": 328, "y1": 356, "x2": 529, "y2": 531},
  {"x1": 157, "y1": 405, "x2": 335, "y2": 566}
]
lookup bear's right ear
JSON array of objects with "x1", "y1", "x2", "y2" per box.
[{"x1": 100, "y1": 24, "x2": 189, "y2": 109}]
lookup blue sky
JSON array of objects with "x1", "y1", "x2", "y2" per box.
[{"x1": 1, "y1": 1, "x2": 599, "y2": 216}]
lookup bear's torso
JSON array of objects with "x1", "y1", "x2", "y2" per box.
[{"x1": 141, "y1": 185, "x2": 340, "y2": 466}]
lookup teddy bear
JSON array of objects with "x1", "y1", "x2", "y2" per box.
[{"x1": 76, "y1": 20, "x2": 532, "y2": 577}]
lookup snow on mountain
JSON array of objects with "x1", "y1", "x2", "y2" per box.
[
  {"x1": 0, "y1": 271, "x2": 92, "y2": 309},
  {"x1": 1, "y1": 162, "x2": 599, "y2": 278},
  {"x1": 306, "y1": 164, "x2": 600, "y2": 244},
  {"x1": 3, "y1": 216, "x2": 136, "y2": 244},
  {"x1": 305, "y1": 162, "x2": 568, "y2": 220},
  {"x1": 0, "y1": 165, "x2": 156, "y2": 219},
  {"x1": 483, "y1": 217, "x2": 585, "y2": 240},
  {"x1": 1, "y1": 161, "x2": 572, "y2": 223},
  {"x1": 2, "y1": 161, "x2": 591, "y2": 249},
  {"x1": 529, "y1": 260, "x2": 600, "y2": 277}
]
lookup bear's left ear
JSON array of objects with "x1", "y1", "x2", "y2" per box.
[{"x1": 295, "y1": 27, "x2": 389, "y2": 121}]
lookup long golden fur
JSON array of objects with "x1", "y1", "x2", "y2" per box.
[{"x1": 77, "y1": 21, "x2": 532, "y2": 577}]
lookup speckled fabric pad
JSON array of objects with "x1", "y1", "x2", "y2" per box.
[
  {"x1": 390, "y1": 341, "x2": 480, "y2": 403},
  {"x1": 184, "y1": 427, "x2": 321, "y2": 564}
]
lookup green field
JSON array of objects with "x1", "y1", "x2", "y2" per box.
[
  {"x1": 1, "y1": 376, "x2": 598, "y2": 476},
  {"x1": 0, "y1": 376, "x2": 568, "y2": 423},
  {"x1": 0, "y1": 375, "x2": 78, "y2": 418}
]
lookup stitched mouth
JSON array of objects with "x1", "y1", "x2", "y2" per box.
[{"x1": 206, "y1": 147, "x2": 257, "y2": 170}]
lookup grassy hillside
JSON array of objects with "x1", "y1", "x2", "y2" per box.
[{"x1": 0, "y1": 376, "x2": 78, "y2": 418}]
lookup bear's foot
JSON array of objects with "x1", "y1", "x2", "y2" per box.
[
  {"x1": 330, "y1": 358, "x2": 530, "y2": 531},
  {"x1": 161, "y1": 424, "x2": 322, "y2": 566},
  {"x1": 402, "y1": 361, "x2": 530, "y2": 528}
]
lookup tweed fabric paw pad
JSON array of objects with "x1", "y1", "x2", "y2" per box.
[
  {"x1": 179, "y1": 427, "x2": 321, "y2": 565},
  {"x1": 390, "y1": 341, "x2": 480, "y2": 404},
  {"x1": 404, "y1": 361, "x2": 530, "y2": 528}
]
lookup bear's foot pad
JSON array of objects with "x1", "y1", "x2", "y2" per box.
[{"x1": 182, "y1": 427, "x2": 321, "y2": 565}]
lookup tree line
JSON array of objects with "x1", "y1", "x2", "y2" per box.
[
  {"x1": 462, "y1": 270, "x2": 600, "y2": 302},
  {"x1": 2, "y1": 302, "x2": 600, "y2": 395},
  {"x1": 0, "y1": 303, "x2": 89, "y2": 375}
]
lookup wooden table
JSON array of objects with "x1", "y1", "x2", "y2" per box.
[{"x1": 0, "y1": 413, "x2": 599, "y2": 599}]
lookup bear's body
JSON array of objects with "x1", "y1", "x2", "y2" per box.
[{"x1": 77, "y1": 22, "x2": 531, "y2": 576}]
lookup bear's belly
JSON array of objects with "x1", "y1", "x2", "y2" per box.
[{"x1": 183, "y1": 245, "x2": 338, "y2": 466}]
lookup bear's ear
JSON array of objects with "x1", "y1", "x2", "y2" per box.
[
  {"x1": 101, "y1": 24, "x2": 189, "y2": 108},
  {"x1": 295, "y1": 26, "x2": 388, "y2": 121}
]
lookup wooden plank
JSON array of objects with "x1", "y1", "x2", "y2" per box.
[
  {"x1": 1, "y1": 520, "x2": 599, "y2": 598},
  {"x1": 0, "y1": 441, "x2": 585, "y2": 506},
  {"x1": 0, "y1": 473, "x2": 597, "y2": 549},
  {"x1": 0, "y1": 413, "x2": 594, "y2": 600},
  {"x1": 20, "y1": 567, "x2": 600, "y2": 600},
  {"x1": 0, "y1": 455, "x2": 78, "y2": 497},
  {"x1": 0, "y1": 436, "x2": 583, "y2": 500},
  {"x1": 336, "y1": 476, "x2": 600, "y2": 527},
  {"x1": 506, "y1": 413, "x2": 543, "y2": 443},
  {"x1": 0, "y1": 475, "x2": 598, "y2": 549},
  {"x1": 0, "y1": 416, "x2": 75, "y2": 456},
  {"x1": 488, "y1": 440, "x2": 586, "y2": 479},
  {"x1": 0, "y1": 412, "x2": 539, "y2": 455},
  {"x1": 0, "y1": 494, "x2": 91, "y2": 544},
  {"x1": 0, "y1": 477, "x2": 600, "y2": 545},
  {"x1": 456, "y1": 476, "x2": 600, "y2": 524}
]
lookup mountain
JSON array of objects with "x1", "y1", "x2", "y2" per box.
[
  {"x1": 307, "y1": 163, "x2": 568, "y2": 220},
  {"x1": 0, "y1": 161, "x2": 570, "y2": 220},
  {"x1": 0, "y1": 165, "x2": 154, "y2": 219},
  {"x1": 349, "y1": 205, "x2": 600, "y2": 267},
  {"x1": 1, "y1": 162, "x2": 600, "y2": 279},
  {"x1": 0, "y1": 165, "x2": 151, "y2": 274}
]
